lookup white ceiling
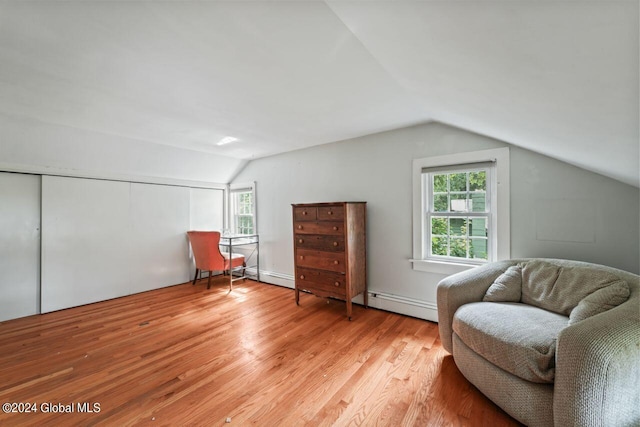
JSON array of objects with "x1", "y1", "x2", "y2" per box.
[{"x1": 0, "y1": 1, "x2": 638, "y2": 186}]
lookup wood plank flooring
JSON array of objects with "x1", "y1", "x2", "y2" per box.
[{"x1": 0, "y1": 278, "x2": 521, "y2": 426}]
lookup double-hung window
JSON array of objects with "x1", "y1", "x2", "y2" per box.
[
  {"x1": 229, "y1": 182, "x2": 256, "y2": 235},
  {"x1": 412, "y1": 148, "x2": 510, "y2": 274},
  {"x1": 425, "y1": 164, "x2": 492, "y2": 262}
]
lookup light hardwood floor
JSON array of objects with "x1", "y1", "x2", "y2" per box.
[{"x1": 0, "y1": 278, "x2": 521, "y2": 426}]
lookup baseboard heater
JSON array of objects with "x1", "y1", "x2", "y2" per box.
[{"x1": 369, "y1": 291, "x2": 437, "y2": 310}]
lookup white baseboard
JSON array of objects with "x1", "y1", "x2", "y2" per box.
[
  {"x1": 256, "y1": 270, "x2": 438, "y2": 322},
  {"x1": 257, "y1": 269, "x2": 294, "y2": 289},
  {"x1": 366, "y1": 292, "x2": 439, "y2": 323}
]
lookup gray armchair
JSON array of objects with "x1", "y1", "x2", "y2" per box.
[{"x1": 437, "y1": 258, "x2": 640, "y2": 427}]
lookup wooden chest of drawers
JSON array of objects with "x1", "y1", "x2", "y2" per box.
[{"x1": 292, "y1": 202, "x2": 367, "y2": 320}]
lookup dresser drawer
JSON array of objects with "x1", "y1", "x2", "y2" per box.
[
  {"x1": 317, "y1": 205, "x2": 344, "y2": 220},
  {"x1": 293, "y1": 207, "x2": 317, "y2": 221},
  {"x1": 296, "y1": 249, "x2": 345, "y2": 272},
  {"x1": 296, "y1": 267, "x2": 346, "y2": 298},
  {"x1": 293, "y1": 221, "x2": 343, "y2": 235},
  {"x1": 295, "y1": 235, "x2": 344, "y2": 252}
]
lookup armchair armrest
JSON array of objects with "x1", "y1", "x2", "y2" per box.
[
  {"x1": 436, "y1": 259, "x2": 518, "y2": 352},
  {"x1": 555, "y1": 299, "x2": 640, "y2": 427}
]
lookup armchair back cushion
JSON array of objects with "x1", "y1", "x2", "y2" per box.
[{"x1": 521, "y1": 260, "x2": 628, "y2": 316}]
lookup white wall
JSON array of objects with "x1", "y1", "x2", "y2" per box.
[
  {"x1": 231, "y1": 122, "x2": 640, "y2": 319},
  {"x1": 0, "y1": 114, "x2": 246, "y2": 184}
]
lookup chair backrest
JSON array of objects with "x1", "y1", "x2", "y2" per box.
[{"x1": 187, "y1": 231, "x2": 226, "y2": 271}]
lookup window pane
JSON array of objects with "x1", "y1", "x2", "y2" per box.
[
  {"x1": 449, "y1": 218, "x2": 467, "y2": 236},
  {"x1": 434, "y1": 194, "x2": 448, "y2": 212},
  {"x1": 469, "y1": 171, "x2": 486, "y2": 191},
  {"x1": 431, "y1": 217, "x2": 447, "y2": 235},
  {"x1": 469, "y1": 238, "x2": 488, "y2": 260},
  {"x1": 433, "y1": 174, "x2": 447, "y2": 193},
  {"x1": 450, "y1": 194, "x2": 468, "y2": 212},
  {"x1": 450, "y1": 238, "x2": 468, "y2": 258},
  {"x1": 469, "y1": 217, "x2": 487, "y2": 237},
  {"x1": 449, "y1": 173, "x2": 466, "y2": 192},
  {"x1": 470, "y1": 193, "x2": 486, "y2": 212},
  {"x1": 431, "y1": 236, "x2": 448, "y2": 256}
]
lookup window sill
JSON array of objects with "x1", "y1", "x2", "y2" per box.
[{"x1": 410, "y1": 259, "x2": 478, "y2": 275}]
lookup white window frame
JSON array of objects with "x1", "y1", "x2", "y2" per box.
[
  {"x1": 411, "y1": 148, "x2": 510, "y2": 275},
  {"x1": 228, "y1": 182, "x2": 257, "y2": 236}
]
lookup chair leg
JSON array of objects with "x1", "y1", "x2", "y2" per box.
[
  {"x1": 192, "y1": 268, "x2": 199, "y2": 285},
  {"x1": 207, "y1": 272, "x2": 212, "y2": 290}
]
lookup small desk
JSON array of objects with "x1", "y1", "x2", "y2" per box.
[{"x1": 219, "y1": 234, "x2": 260, "y2": 288}]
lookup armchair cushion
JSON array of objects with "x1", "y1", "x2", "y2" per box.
[
  {"x1": 568, "y1": 281, "x2": 630, "y2": 325},
  {"x1": 521, "y1": 260, "x2": 627, "y2": 316},
  {"x1": 453, "y1": 302, "x2": 569, "y2": 383},
  {"x1": 483, "y1": 264, "x2": 522, "y2": 302}
]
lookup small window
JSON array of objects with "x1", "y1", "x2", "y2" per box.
[
  {"x1": 412, "y1": 148, "x2": 510, "y2": 274},
  {"x1": 229, "y1": 183, "x2": 256, "y2": 235}
]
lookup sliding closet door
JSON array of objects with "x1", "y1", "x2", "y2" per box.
[
  {"x1": 0, "y1": 172, "x2": 40, "y2": 322},
  {"x1": 41, "y1": 176, "x2": 131, "y2": 312},
  {"x1": 128, "y1": 183, "x2": 191, "y2": 293},
  {"x1": 190, "y1": 187, "x2": 224, "y2": 230},
  {"x1": 41, "y1": 176, "x2": 203, "y2": 312}
]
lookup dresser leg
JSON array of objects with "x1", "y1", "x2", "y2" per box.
[
  {"x1": 346, "y1": 298, "x2": 352, "y2": 320},
  {"x1": 295, "y1": 287, "x2": 300, "y2": 305}
]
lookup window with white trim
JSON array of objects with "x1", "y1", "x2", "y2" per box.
[
  {"x1": 412, "y1": 148, "x2": 510, "y2": 274},
  {"x1": 229, "y1": 183, "x2": 256, "y2": 235}
]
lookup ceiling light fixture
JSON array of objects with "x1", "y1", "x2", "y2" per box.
[{"x1": 216, "y1": 136, "x2": 239, "y2": 146}]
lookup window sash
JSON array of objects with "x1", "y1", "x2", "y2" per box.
[
  {"x1": 423, "y1": 166, "x2": 493, "y2": 264},
  {"x1": 230, "y1": 188, "x2": 255, "y2": 235}
]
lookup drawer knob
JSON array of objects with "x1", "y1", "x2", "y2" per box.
[
  {"x1": 328, "y1": 211, "x2": 333, "y2": 215},
  {"x1": 334, "y1": 260, "x2": 339, "y2": 265},
  {"x1": 298, "y1": 239, "x2": 304, "y2": 244},
  {"x1": 300, "y1": 256, "x2": 305, "y2": 260},
  {"x1": 302, "y1": 211, "x2": 308, "y2": 215},
  {"x1": 300, "y1": 275, "x2": 305, "y2": 280},
  {"x1": 333, "y1": 226, "x2": 338, "y2": 231},
  {"x1": 333, "y1": 241, "x2": 338, "y2": 246},
  {"x1": 334, "y1": 281, "x2": 340, "y2": 287},
  {"x1": 298, "y1": 225, "x2": 303, "y2": 230}
]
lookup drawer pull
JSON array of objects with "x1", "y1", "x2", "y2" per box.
[
  {"x1": 298, "y1": 225, "x2": 303, "y2": 230},
  {"x1": 300, "y1": 256, "x2": 305, "y2": 260},
  {"x1": 334, "y1": 260, "x2": 339, "y2": 265},
  {"x1": 328, "y1": 211, "x2": 333, "y2": 215},
  {"x1": 298, "y1": 239, "x2": 304, "y2": 244},
  {"x1": 333, "y1": 241, "x2": 338, "y2": 246},
  {"x1": 333, "y1": 226, "x2": 338, "y2": 231},
  {"x1": 302, "y1": 211, "x2": 308, "y2": 215},
  {"x1": 300, "y1": 275, "x2": 305, "y2": 280},
  {"x1": 334, "y1": 281, "x2": 340, "y2": 287}
]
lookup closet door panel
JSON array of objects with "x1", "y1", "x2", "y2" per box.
[
  {"x1": 41, "y1": 176, "x2": 131, "y2": 312},
  {"x1": 190, "y1": 188, "x2": 224, "y2": 231},
  {"x1": 128, "y1": 183, "x2": 191, "y2": 293},
  {"x1": 0, "y1": 172, "x2": 40, "y2": 321}
]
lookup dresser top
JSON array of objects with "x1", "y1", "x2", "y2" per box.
[{"x1": 292, "y1": 201, "x2": 366, "y2": 207}]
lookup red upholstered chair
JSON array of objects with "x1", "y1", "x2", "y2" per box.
[{"x1": 187, "y1": 231, "x2": 245, "y2": 290}]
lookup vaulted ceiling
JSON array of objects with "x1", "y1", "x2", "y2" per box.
[{"x1": 0, "y1": 1, "x2": 638, "y2": 186}]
